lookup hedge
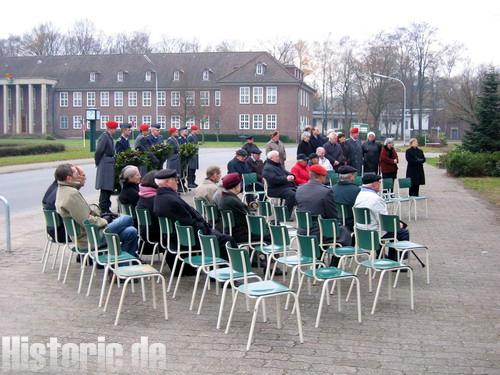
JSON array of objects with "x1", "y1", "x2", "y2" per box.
[
  {"x1": 0, "y1": 143, "x2": 65, "y2": 157},
  {"x1": 445, "y1": 149, "x2": 500, "y2": 177}
]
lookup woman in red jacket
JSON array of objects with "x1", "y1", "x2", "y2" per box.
[
  {"x1": 291, "y1": 154, "x2": 310, "y2": 185},
  {"x1": 379, "y1": 138, "x2": 399, "y2": 190}
]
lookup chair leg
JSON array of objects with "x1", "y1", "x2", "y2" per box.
[
  {"x1": 387, "y1": 269, "x2": 392, "y2": 300},
  {"x1": 284, "y1": 266, "x2": 297, "y2": 311},
  {"x1": 57, "y1": 246, "x2": 67, "y2": 281},
  {"x1": 167, "y1": 255, "x2": 180, "y2": 293},
  {"x1": 158, "y1": 250, "x2": 168, "y2": 278},
  {"x1": 216, "y1": 281, "x2": 230, "y2": 329},
  {"x1": 114, "y1": 278, "x2": 130, "y2": 326},
  {"x1": 172, "y1": 261, "x2": 185, "y2": 299},
  {"x1": 189, "y1": 267, "x2": 203, "y2": 311},
  {"x1": 354, "y1": 277, "x2": 362, "y2": 323},
  {"x1": 63, "y1": 252, "x2": 74, "y2": 284},
  {"x1": 371, "y1": 270, "x2": 386, "y2": 315},
  {"x1": 150, "y1": 244, "x2": 158, "y2": 265},
  {"x1": 77, "y1": 254, "x2": 89, "y2": 294},
  {"x1": 246, "y1": 297, "x2": 262, "y2": 351},
  {"x1": 86, "y1": 261, "x2": 96, "y2": 297},
  {"x1": 292, "y1": 292, "x2": 304, "y2": 343},
  {"x1": 276, "y1": 295, "x2": 282, "y2": 329},
  {"x1": 315, "y1": 281, "x2": 329, "y2": 328},
  {"x1": 52, "y1": 244, "x2": 61, "y2": 270},
  {"x1": 291, "y1": 274, "x2": 306, "y2": 315},
  {"x1": 141, "y1": 278, "x2": 146, "y2": 302},
  {"x1": 337, "y1": 279, "x2": 342, "y2": 311},
  {"x1": 41, "y1": 241, "x2": 51, "y2": 272},
  {"x1": 225, "y1": 290, "x2": 239, "y2": 334},
  {"x1": 159, "y1": 275, "x2": 168, "y2": 320},
  {"x1": 197, "y1": 275, "x2": 210, "y2": 315},
  {"x1": 151, "y1": 276, "x2": 157, "y2": 310},
  {"x1": 104, "y1": 274, "x2": 116, "y2": 312},
  {"x1": 409, "y1": 267, "x2": 414, "y2": 310},
  {"x1": 98, "y1": 266, "x2": 109, "y2": 307},
  {"x1": 270, "y1": 260, "x2": 278, "y2": 280},
  {"x1": 264, "y1": 255, "x2": 272, "y2": 280},
  {"x1": 41, "y1": 239, "x2": 49, "y2": 263},
  {"x1": 346, "y1": 264, "x2": 360, "y2": 302}
]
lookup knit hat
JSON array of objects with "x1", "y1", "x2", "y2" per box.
[{"x1": 222, "y1": 173, "x2": 241, "y2": 189}]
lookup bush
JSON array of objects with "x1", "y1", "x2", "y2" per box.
[
  {"x1": 416, "y1": 134, "x2": 426, "y2": 146},
  {"x1": 199, "y1": 133, "x2": 292, "y2": 143},
  {"x1": 445, "y1": 149, "x2": 500, "y2": 177},
  {"x1": 45, "y1": 135, "x2": 57, "y2": 140},
  {"x1": 0, "y1": 143, "x2": 65, "y2": 157}
]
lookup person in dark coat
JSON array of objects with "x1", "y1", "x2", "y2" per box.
[
  {"x1": 178, "y1": 126, "x2": 189, "y2": 145},
  {"x1": 95, "y1": 120, "x2": 117, "y2": 213},
  {"x1": 310, "y1": 127, "x2": 328, "y2": 151},
  {"x1": 362, "y1": 131, "x2": 382, "y2": 174},
  {"x1": 227, "y1": 149, "x2": 251, "y2": 175},
  {"x1": 296, "y1": 132, "x2": 315, "y2": 157},
  {"x1": 134, "y1": 123, "x2": 150, "y2": 149},
  {"x1": 338, "y1": 133, "x2": 349, "y2": 165},
  {"x1": 115, "y1": 123, "x2": 132, "y2": 154},
  {"x1": 242, "y1": 135, "x2": 261, "y2": 156},
  {"x1": 295, "y1": 164, "x2": 336, "y2": 237},
  {"x1": 147, "y1": 123, "x2": 164, "y2": 146},
  {"x1": 186, "y1": 125, "x2": 200, "y2": 188},
  {"x1": 405, "y1": 138, "x2": 426, "y2": 196},
  {"x1": 118, "y1": 165, "x2": 141, "y2": 208},
  {"x1": 262, "y1": 150, "x2": 297, "y2": 216},
  {"x1": 379, "y1": 138, "x2": 399, "y2": 190},
  {"x1": 323, "y1": 131, "x2": 345, "y2": 171},
  {"x1": 166, "y1": 127, "x2": 181, "y2": 178},
  {"x1": 246, "y1": 149, "x2": 264, "y2": 182},
  {"x1": 345, "y1": 127, "x2": 363, "y2": 173},
  {"x1": 332, "y1": 165, "x2": 361, "y2": 230}
]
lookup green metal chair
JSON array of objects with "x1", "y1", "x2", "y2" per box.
[
  {"x1": 241, "y1": 172, "x2": 262, "y2": 203},
  {"x1": 273, "y1": 204, "x2": 296, "y2": 237},
  {"x1": 202, "y1": 202, "x2": 219, "y2": 230},
  {"x1": 224, "y1": 243, "x2": 304, "y2": 351},
  {"x1": 296, "y1": 210, "x2": 313, "y2": 236},
  {"x1": 396, "y1": 178, "x2": 414, "y2": 221},
  {"x1": 295, "y1": 234, "x2": 361, "y2": 327},
  {"x1": 220, "y1": 209, "x2": 234, "y2": 236},
  {"x1": 347, "y1": 227, "x2": 414, "y2": 314},
  {"x1": 354, "y1": 176, "x2": 363, "y2": 186},
  {"x1": 246, "y1": 214, "x2": 282, "y2": 277},
  {"x1": 135, "y1": 208, "x2": 160, "y2": 263},
  {"x1": 258, "y1": 200, "x2": 273, "y2": 222},
  {"x1": 335, "y1": 203, "x2": 353, "y2": 227},
  {"x1": 59, "y1": 216, "x2": 88, "y2": 285},
  {"x1": 381, "y1": 178, "x2": 399, "y2": 214},
  {"x1": 118, "y1": 202, "x2": 135, "y2": 220},
  {"x1": 353, "y1": 206, "x2": 372, "y2": 227},
  {"x1": 193, "y1": 197, "x2": 207, "y2": 216},
  {"x1": 379, "y1": 213, "x2": 429, "y2": 286},
  {"x1": 157, "y1": 216, "x2": 175, "y2": 278},
  {"x1": 42, "y1": 209, "x2": 65, "y2": 273},
  {"x1": 103, "y1": 230, "x2": 168, "y2": 326},
  {"x1": 327, "y1": 171, "x2": 339, "y2": 187}
]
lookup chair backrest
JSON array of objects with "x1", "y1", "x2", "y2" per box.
[
  {"x1": 103, "y1": 230, "x2": 121, "y2": 269},
  {"x1": 226, "y1": 242, "x2": 252, "y2": 285},
  {"x1": 220, "y1": 210, "x2": 234, "y2": 236},
  {"x1": 246, "y1": 214, "x2": 267, "y2": 247},
  {"x1": 175, "y1": 221, "x2": 196, "y2": 262},
  {"x1": 135, "y1": 208, "x2": 152, "y2": 241},
  {"x1": 273, "y1": 205, "x2": 289, "y2": 225},
  {"x1": 193, "y1": 197, "x2": 206, "y2": 215},
  {"x1": 328, "y1": 171, "x2": 339, "y2": 187},
  {"x1": 354, "y1": 176, "x2": 363, "y2": 186},
  {"x1": 335, "y1": 203, "x2": 353, "y2": 226},
  {"x1": 61, "y1": 216, "x2": 82, "y2": 251},
  {"x1": 297, "y1": 235, "x2": 321, "y2": 276},
  {"x1": 353, "y1": 207, "x2": 371, "y2": 225},
  {"x1": 202, "y1": 202, "x2": 218, "y2": 230},
  {"x1": 83, "y1": 219, "x2": 103, "y2": 259},
  {"x1": 354, "y1": 227, "x2": 379, "y2": 264},
  {"x1": 379, "y1": 213, "x2": 400, "y2": 243},
  {"x1": 198, "y1": 230, "x2": 222, "y2": 269},
  {"x1": 269, "y1": 224, "x2": 291, "y2": 256},
  {"x1": 242, "y1": 172, "x2": 257, "y2": 187},
  {"x1": 119, "y1": 202, "x2": 135, "y2": 219},
  {"x1": 258, "y1": 200, "x2": 273, "y2": 220},
  {"x1": 296, "y1": 210, "x2": 312, "y2": 235},
  {"x1": 382, "y1": 178, "x2": 394, "y2": 192},
  {"x1": 158, "y1": 216, "x2": 173, "y2": 251},
  {"x1": 318, "y1": 216, "x2": 339, "y2": 247},
  {"x1": 398, "y1": 177, "x2": 412, "y2": 191},
  {"x1": 43, "y1": 209, "x2": 63, "y2": 242}
]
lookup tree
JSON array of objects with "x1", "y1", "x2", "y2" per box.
[
  {"x1": 462, "y1": 67, "x2": 500, "y2": 152},
  {"x1": 0, "y1": 36, "x2": 22, "y2": 56},
  {"x1": 266, "y1": 38, "x2": 296, "y2": 64},
  {"x1": 156, "y1": 37, "x2": 200, "y2": 53},
  {"x1": 293, "y1": 39, "x2": 313, "y2": 76},
  {"x1": 64, "y1": 19, "x2": 103, "y2": 55},
  {"x1": 105, "y1": 31, "x2": 153, "y2": 54},
  {"x1": 21, "y1": 23, "x2": 63, "y2": 56}
]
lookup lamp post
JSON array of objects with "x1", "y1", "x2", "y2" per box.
[
  {"x1": 373, "y1": 73, "x2": 407, "y2": 145},
  {"x1": 143, "y1": 54, "x2": 159, "y2": 123}
]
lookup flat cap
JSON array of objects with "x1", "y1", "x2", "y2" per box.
[
  {"x1": 251, "y1": 148, "x2": 262, "y2": 154},
  {"x1": 120, "y1": 123, "x2": 132, "y2": 129},
  {"x1": 179, "y1": 126, "x2": 188, "y2": 131},
  {"x1": 151, "y1": 123, "x2": 161, "y2": 129},
  {"x1": 309, "y1": 164, "x2": 327, "y2": 176},
  {"x1": 236, "y1": 149, "x2": 248, "y2": 157},
  {"x1": 155, "y1": 169, "x2": 177, "y2": 180},
  {"x1": 296, "y1": 153, "x2": 308, "y2": 161},
  {"x1": 362, "y1": 173, "x2": 381, "y2": 184},
  {"x1": 338, "y1": 165, "x2": 357, "y2": 174},
  {"x1": 222, "y1": 173, "x2": 242, "y2": 189},
  {"x1": 106, "y1": 121, "x2": 119, "y2": 129}
]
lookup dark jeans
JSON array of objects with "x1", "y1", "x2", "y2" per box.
[
  {"x1": 188, "y1": 168, "x2": 197, "y2": 185},
  {"x1": 99, "y1": 189, "x2": 113, "y2": 213},
  {"x1": 409, "y1": 184, "x2": 420, "y2": 196},
  {"x1": 382, "y1": 227, "x2": 410, "y2": 261}
]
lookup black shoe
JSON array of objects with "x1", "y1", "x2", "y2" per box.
[
  {"x1": 392, "y1": 268, "x2": 408, "y2": 273},
  {"x1": 188, "y1": 184, "x2": 197, "y2": 189}
]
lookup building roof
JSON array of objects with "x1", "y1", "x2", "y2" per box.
[{"x1": 0, "y1": 52, "x2": 314, "y2": 91}]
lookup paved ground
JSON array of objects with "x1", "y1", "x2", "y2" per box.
[{"x1": 0, "y1": 158, "x2": 499, "y2": 375}]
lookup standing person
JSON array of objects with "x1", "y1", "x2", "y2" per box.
[
  {"x1": 338, "y1": 133, "x2": 348, "y2": 165},
  {"x1": 405, "y1": 138, "x2": 426, "y2": 196},
  {"x1": 134, "y1": 123, "x2": 150, "y2": 149},
  {"x1": 115, "y1": 123, "x2": 132, "y2": 153},
  {"x1": 166, "y1": 128, "x2": 182, "y2": 190},
  {"x1": 362, "y1": 131, "x2": 381, "y2": 174},
  {"x1": 345, "y1": 127, "x2": 363, "y2": 173},
  {"x1": 323, "y1": 131, "x2": 344, "y2": 172},
  {"x1": 178, "y1": 126, "x2": 189, "y2": 145},
  {"x1": 242, "y1": 135, "x2": 261, "y2": 155},
  {"x1": 95, "y1": 120, "x2": 118, "y2": 214},
  {"x1": 265, "y1": 131, "x2": 286, "y2": 167},
  {"x1": 310, "y1": 127, "x2": 327, "y2": 151},
  {"x1": 186, "y1": 125, "x2": 200, "y2": 189},
  {"x1": 290, "y1": 154, "x2": 310, "y2": 185},
  {"x1": 379, "y1": 138, "x2": 399, "y2": 189},
  {"x1": 147, "y1": 124, "x2": 163, "y2": 146},
  {"x1": 296, "y1": 132, "x2": 314, "y2": 157}
]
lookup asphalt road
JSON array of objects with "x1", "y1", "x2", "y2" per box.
[{"x1": 0, "y1": 147, "x2": 295, "y2": 215}]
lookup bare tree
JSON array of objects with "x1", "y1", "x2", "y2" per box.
[
  {"x1": 312, "y1": 38, "x2": 334, "y2": 132},
  {"x1": 105, "y1": 31, "x2": 152, "y2": 54},
  {"x1": 293, "y1": 39, "x2": 313, "y2": 75},
  {"x1": 157, "y1": 37, "x2": 200, "y2": 53},
  {"x1": 266, "y1": 38, "x2": 296, "y2": 64},
  {"x1": 0, "y1": 35, "x2": 23, "y2": 56},
  {"x1": 21, "y1": 23, "x2": 63, "y2": 56},
  {"x1": 64, "y1": 19, "x2": 103, "y2": 55}
]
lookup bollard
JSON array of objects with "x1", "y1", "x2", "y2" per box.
[{"x1": 0, "y1": 195, "x2": 11, "y2": 252}]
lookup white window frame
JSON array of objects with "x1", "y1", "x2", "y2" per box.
[
  {"x1": 157, "y1": 115, "x2": 167, "y2": 129},
  {"x1": 171, "y1": 91, "x2": 180, "y2": 106},
  {"x1": 86, "y1": 92, "x2": 96, "y2": 107},
  {"x1": 128, "y1": 91, "x2": 137, "y2": 107},
  {"x1": 173, "y1": 71, "x2": 180, "y2": 81},
  {"x1": 171, "y1": 115, "x2": 180, "y2": 128},
  {"x1": 185, "y1": 91, "x2": 195, "y2": 106},
  {"x1": 100, "y1": 91, "x2": 109, "y2": 107},
  {"x1": 114, "y1": 115, "x2": 123, "y2": 125},
  {"x1": 142, "y1": 115, "x2": 152, "y2": 125},
  {"x1": 252, "y1": 114, "x2": 264, "y2": 129},
  {"x1": 59, "y1": 115, "x2": 68, "y2": 129},
  {"x1": 215, "y1": 90, "x2": 221, "y2": 106},
  {"x1": 89, "y1": 72, "x2": 96, "y2": 82},
  {"x1": 157, "y1": 91, "x2": 166, "y2": 107},
  {"x1": 239, "y1": 114, "x2": 250, "y2": 129},
  {"x1": 114, "y1": 91, "x2": 123, "y2": 107},
  {"x1": 117, "y1": 71, "x2": 124, "y2": 82},
  {"x1": 202, "y1": 70, "x2": 210, "y2": 81},
  {"x1": 186, "y1": 116, "x2": 195, "y2": 128},
  {"x1": 239, "y1": 87, "x2": 250, "y2": 104},
  {"x1": 266, "y1": 114, "x2": 277, "y2": 130},
  {"x1": 266, "y1": 86, "x2": 277, "y2": 104},
  {"x1": 59, "y1": 92, "x2": 68, "y2": 107},
  {"x1": 100, "y1": 115, "x2": 109, "y2": 129},
  {"x1": 128, "y1": 115, "x2": 137, "y2": 128},
  {"x1": 142, "y1": 91, "x2": 152, "y2": 107},
  {"x1": 145, "y1": 71, "x2": 152, "y2": 82},
  {"x1": 253, "y1": 87, "x2": 263, "y2": 104},
  {"x1": 200, "y1": 91, "x2": 210, "y2": 106},
  {"x1": 256, "y1": 63, "x2": 264, "y2": 75},
  {"x1": 73, "y1": 92, "x2": 82, "y2": 107},
  {"x1": 73, "y1": 115, "x2": 83, "y2": 129},
  {"x1": 201, "y1": 116, "x2": 210, "y2": 130}
]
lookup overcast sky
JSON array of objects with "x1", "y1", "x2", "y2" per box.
[{"x1": 1, "y1": 0, "x2": 499, "y2": 66}]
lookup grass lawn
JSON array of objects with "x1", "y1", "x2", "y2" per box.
[
  {"x1": 426, "y1": 157, "x2": 439, "y2": 167},
  {"x1": 461, "y1": 177, "x2": 500, "y2": 207}
]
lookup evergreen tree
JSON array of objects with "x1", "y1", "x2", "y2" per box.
[{"x1": 462, "y1": 67, "x2": 500, "y2": 152}]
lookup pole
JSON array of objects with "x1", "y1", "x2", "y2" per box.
[
  {"x1": 0, "y1": 195, "x2": 11, "y2": 252},
  {"x1": 89, "y1": 119, "x2": 97, "y2": 152},
  {"x1": 155, "y1": 71, "x2": 159, "y2": 123}
]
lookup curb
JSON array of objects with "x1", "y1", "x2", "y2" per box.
[{"x1": 0, "y1": 158, "x2": 94, "y2": 175}]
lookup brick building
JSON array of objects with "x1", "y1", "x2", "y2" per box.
[{"x1": 0, "y1": 52, "x2": 314, "y2": 140}]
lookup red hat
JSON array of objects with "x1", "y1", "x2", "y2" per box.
[
  {"x1": 190, "y1": 124, "x2": 199, "y2": 131},
  {"x1": 222, "y1": 173, "x2": 242, "y2": 189},
  {"x1": 309, "y1": 164, "x2": 327, "y2": 176},
  {"x1": 106, "y1": 121, "x2": 119, "y2": 129},
  {"x1": 139, "y1": 123, "x2": 150, "y2": 132},
  {"x1": 350, "y1": 127, "x2": 359, "y2": 134},
  {"x1": 168, "y1": 127, "x2": 178, "y2": 135}
]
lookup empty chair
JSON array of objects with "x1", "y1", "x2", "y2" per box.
[{"x1": 41, "y1": 209, "x2": 65, "y2": 273}]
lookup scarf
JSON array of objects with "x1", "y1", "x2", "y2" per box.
[{"x1": 138, "y1": 185, "x2": 157, "y2": 198}]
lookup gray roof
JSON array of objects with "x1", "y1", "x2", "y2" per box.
[{"x1": 0, "y1": 52, "x2": 314, "y2": 91}]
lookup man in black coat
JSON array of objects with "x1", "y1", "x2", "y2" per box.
[
  {"x1": 246, "y1": 149, "x2": 264, "y2": 182},
  {"x1": 95, "y1": 120, "x2": 117, "y2": 213},
  {"x1": 115, "y1": 123, "x2": 132, "y2": 153},
  {"x1": 186, "y1": 125, "x2": 200, "y2": 188},
  {"x1": 147, "y1": 123, "x2": 164, "y2": 146},
  {"x1": 242, "y1": 135, "x2": 261, "y2": 155},
  {"x1": 332, "y1": 165, "x2": 360, "y2": 230},
  {"x1": 345, "y1": 127, "x2": 363, "y2": 173},
  {"x1": 405, "y1": 139, "x2": 426, "y2": 196},
  {"x1": 310, "y1": 127, "x2": 328, "y2": 151},
  {"x1": 362, "y1": 132, "x2": 381, "y2": 174},
  {"x1": 227, "y1": 149, "x2": 251, "y2": 175},
  {"x1": 323, "y1": 132, "x2": 345, "y2": 172}
]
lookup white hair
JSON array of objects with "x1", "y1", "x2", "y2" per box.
[
  {"x1": 119, "y1": 165, "x2": 139, "y2": 184},
  {"x1": 316, "y1": 147, "x2": 325, "y2": 154},
  {"x1": 328, "y1": 131, "x2": 338, "y2": 141},
  {"x1": 267, "y1": 150, "x2": 279, "y2": 159},
  {"x1": 384, "y1": 138, "x2": 394, "y2": 146},
  {"x1": 301, "y1": 132, "x2": 311, "y2": 141}
]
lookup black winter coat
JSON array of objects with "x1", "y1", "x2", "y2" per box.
[
  {"x1": 218, "y1": 191, "x2": 250, "y2": 243},
  {"x1": 262, "y1": 160, "x2": 295, "y2": 197},
  {"x1": 227, "y1": 158, "x2": 251, "y2": 175},
  {"x1": 296, "y1": 141, "x2": 315, "y2": 157},
  {"x1": 311, "y1": 134, "x2": 327, "y2": 151},
  {"x1": 362, "y1": 141, "x2": 381, "y2": 173},
  {"x1": 118, "y1": 182, "x2": 140, "y2": 207},
  {"x1": 406, "y1": 147, "x2": 426, "y2": 186},
  {"x1": 115, "y1": 136, "x2": 130, "y2": 153},
  {"x1": 323, "y1": 141, "x2": 345, "y2": 170}
]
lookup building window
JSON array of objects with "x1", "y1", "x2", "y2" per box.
[
  {"x1": 114, "y1": 115, "x2": 123, "y2": 125},
  {"x1": 451, "y1": 128, "x2": 459, "y2": 140},
  {"x1": 73, "y1": 115, "x2": 83, "y2": 129},
  {"x1": 171, "y1": 91, "x2": 180, "y2": 106},
  {"x1": 171, "y1": 115, "x2": 180, "y2": 128},
  {"x1": 145, "y1": 71, "x2": 152, "y2": 82},
  {"x1": 266, "y1": 87, "x2": 277, "y2": 104},
  {"x1": 253, "y1": 87, "x2": 263, "y2": 104},
  {"x1": 89, "y1": 72, "x2": 96, "y2": 82},
  {"x1": 185, "y1": 91, "x2": 195, "y2": 106},
  {"x1": 186, "y1": 116, "x2": 195, "y2": 128},
  {"x1": 200, "y1": 91, "x2": 210, "y2": 106},
  {"x1": 173, "y1": 71, "x2": 180, "y2": 81},
  {"x1": 100, "y1": 115, "x2": 109, "y2": 129},
  {"x1": 266, "y1": 114, "x2": 277, "y2": 129},
  {"x1": 239, "y1": 87, "x2": 250, "y2": 104},
  {"x1": 114, "y1": 91, "x2": 123, "y2": 107},
  {"x1": 100, "y1": 91, "x2": 109, "y2": 107},
  {"x1": 117, "y1": 71, "x2": 124, "y2": 82},
  {"x1": 253, "y1": 114, "x2": 263, "y2": 129},
  {"x1": 60, "y1": 115, "x2": 68, "y2": 129},
  {"x1": 157, "y1": 115, "x2": 167, "y2": 129},
  {"x1": 256, "y1": 63, "x2": 265, "y2": 75},
  {"x1": 142, "y1": 91, "x2": 152, "y2": 107},
  {"x1": 73, "y1": 92, "x2": 82, "y2": 107},
  {"x1": 128, "y1": 115, "x2": 137, "y2": 128},
  {"x1": 59, "y1": 92, "x2": 68, "y2": 107},
  {"x1": 87, "y1": 92, "x2": 96, "y2": 107},
  {"x1": 128, "y1": 91, "x2": 137, "y2": 107},
  {"x1": 157, "y1": 91, "x2": 166, "y2": 107},
  {"x1": 201, "y1": 116, "x2": 210, "y2": 129},
  {"x1": 239, "y1": 114, "x2": 250, "y2": 129},
  {"x1": 142, "y1": 115, "x2": 152, "y2": 125},
  {"x1": 202, "y1": 70, "x2": 210, "y2": 81},
  {"x1": 215, "y1": 90, "x2": 221, "y2": 106}
]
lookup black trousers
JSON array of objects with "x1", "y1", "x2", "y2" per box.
[
  {"x1": 382, "y1": 172, "x2": 397, "y2": 193},
  {"x1": 187, "y1": 168, "x2": 197, "y2": 185},
  {"x1": 409, "y1": 184, "x2": 420, "y2": 196},
  {"x1": 99, "y1": 189, "x2": 113, "y2": 213}
]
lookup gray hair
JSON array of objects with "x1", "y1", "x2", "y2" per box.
[
  {"x1": 384, "y1": 138, "x2": 394, "y2": 146},
  {"x1": 328, "y1": 131, "x2": 338, "y2": 141},
  {"x1": 301, "y1": 132, "x2": 311, "y2": 141},
  {"x1": 267, "y1": 150, "x2": 279, "y2": 159},
  {"x1": 119, "y1": 165, "x2": 139, "y2": 184}
]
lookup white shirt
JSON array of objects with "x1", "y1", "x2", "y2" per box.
[
  {"x1": 318, "y1": 157, "x2": 333, "y2": 171},
  {"x1": 353, "y1": 187, "x2": 388, "y2": 231}
]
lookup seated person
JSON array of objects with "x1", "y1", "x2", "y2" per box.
[
  {"x1": 316, "y1": 147, "x2": 334, "y2": 171},
  {"x1": 290, "y1": 154, "x2": 310, "y2": 185},
  {"x1": 227, "y1": 149, "x2": 251, "y2": 175},
  {"x1": 245, "y1": 149, "x2": 264, "y2": 183},
  {"x1": 308, "y1": 153, "x2": 319, "y2": 166},
  {"x1": 262, "y1": 150, "x2": 297, "y2": 216},
  {"x1": 54, "y1": 163, "x2": 138, "y2": 257},
  {"x1": 332, "y1": 165, "x2": 361, "y2": 230},
  {"x1": 194, "y1": 166, "x2": 221, "y2": 203},
  {"x1": 354, "y1": 173, "x2": 409, "y2": 261},
  {"x1": 295, "y1": 165, "x2": 336, "y2": 237},
  {"x1": 153, "y1": 169, "x2": 236, "y2": 259},
  {"x1": 136, "y1": 170, "x2": 160, "y2": 247},
  {"x1": 118, "y1": 165, "x2": 141, "y2": 208}
]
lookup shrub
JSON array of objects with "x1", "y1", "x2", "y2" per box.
[
  {"x1": 416, "y1": 134, "x2": 426, "y2": 146},
  {"x1": 149, "y1": 143, "x2": 173, "y2": 170},
  {"x1": 0, "y1": 143, "x2": 65, "y2": 157},
  {"x1": 445, "y1": 149, "x2": 500, "y2": 177},
  {"x1": 45, "y1": 135, "x2": 57, "y2": 140},
  {"x1": 114, "y1": 149, "x2": 151, "y2": 191},
  {"x1": 179, "y1": 143, "x2": 199, "y2": 172}
]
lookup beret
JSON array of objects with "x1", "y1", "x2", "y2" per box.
[
  {"x1": 308, "y1": 153, "x2": 318, "y2": 159},
  {"x1": 296, "y1": 153, "x2": 308, "y2": 161},
  {"x1": 168, "y1": 127, "x2": 178, "y2": 134},
  {"x1": 309, "y1": 164, "x2": 327, "y2": 176},
  {"x1": 106, "y1": 121, "x2": 119, "y2": 129},
  {"x1": 151, "y1": 123, "x2": 161, "y2": 129},
  {"x1": 120, "y1": 123, "x2": 132, "y2": 129},
  {"x1": 190, "y1": 125, "x2": 199, "y2": 131},
  {"x1": 362, "y1": 173, "x2": 382, "y2": 184},
  {"x1": 139, "y1": 123, "x2": 150, "y2": 132},
  {"x1": 338, "y1": 165, "x2": 357, "y2": 174},
  {"x1": 222, "y1": 173, "x2": 242, "y2": 189},
  {"x1": 236, "y1": 149, "x2": 248, "y2": 157},
  {"x1": 155, "y1": 169, "x2": 177, "y2": 180},
  {"x1": 350, "y1": 127, "x2": 359, "y2": 134}
]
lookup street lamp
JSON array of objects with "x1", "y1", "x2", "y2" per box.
[
  {"x1": 143, "y1": 54, "x2": 159, "y2": 123},
  {"x1": 373, "y1": 73, "x2": 407, "y2": 145}
]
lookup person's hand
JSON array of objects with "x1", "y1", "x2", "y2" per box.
[
  {"x1": 394, "y1": 159, "x2": 398, "y2": 164},
  {"x1": 334, "y1": 160, "x2": 339, "y2": 166},
  {"x1": 287, "y1": 175, "x2": 295, "y2": 182}
]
